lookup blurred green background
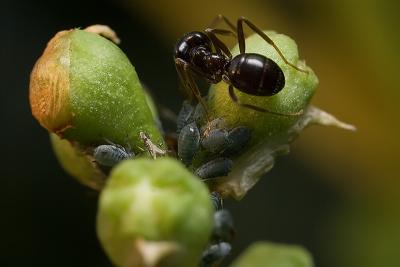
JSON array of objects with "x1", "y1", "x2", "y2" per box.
[{"x1": 2, "y1": 0, "x2": 399, "y2": 266}]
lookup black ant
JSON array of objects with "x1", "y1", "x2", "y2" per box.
[{"x1": 174, "y1": 15, "x2": 308, "y2": 118}]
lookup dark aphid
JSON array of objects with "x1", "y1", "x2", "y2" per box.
[
  {"x1": 178, "y1": 122, "x2": 200, "y2": 166},
  {"x1": 195, "y1": 157, "x2": 233, "y2": 180},
  {"x1": 174, "y1": 15, "x2": 307, "y2": 116},
  {"x1": 191, "y1": 101, "x2": 205, "y2": 123},
  {"x1": 213, "y1": 209, "x2": 235, "y2": 242},
  {"x1": 93, "y1": 144, "x2": 134, "y2": 167},
  {"x1": 201, "y1": 128, "x2": 229, "y2": 154},
  {"x1": 199, "y1": 242, "x2": 231, "y2": 267},
  {"x1": 176, "y1": 101, "x2": 194, "y2": 134},
  {"x1": 176, "y1": 101, "x2": 205, "y2": 135},
  {"x1": 221, "y1": 126, "x2": 252, "y2": 157},
  {"x1": 210, "y1": 191, "x2": 223, "y2": 210}
]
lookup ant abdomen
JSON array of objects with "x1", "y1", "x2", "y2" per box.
[{"x1": 227, "y1": 53, "x2": 285, "y2": 96}]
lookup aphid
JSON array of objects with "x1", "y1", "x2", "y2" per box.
[
  {"x1": 210, "y1": 191, "x2": 223, "y2": 210},
  {"x1": 202, "y1": 126, "x2": 251, "y2": 156},
  {"x1": 221, "y1": 126, "x2": 252, "y2": 156},
  {"x1": 177, "y1": 122, "x2": 200, "y2": 166},
  {"x1": 199, "y1": 242, "x2": 231, "y2": 267},
  {"x1": 191, "y1": 101, "x2": 205, "y2": 123},
  {"x1": 195, "y1": 157, "x2": 233, "y2": 180},
  {"x1": 174, "y1": 15, "x2": 307, "y2": 117},
  {"x1": 213, "y1": 209, "x2": 235, "y2": 242},
  {"x1": 139, "y1": 131, "x2": 166, "y2": 159},
  {"x1": 176, "y1": 101, "x2": 205, "y2": 135},
  {"x1": 176, "y1": 101, "x2": 194, "y2": 134},
  {"x1": 200, "y1": 117, "x2": 225, "y2": 138},
  {"x1": 201, "y1": 128, "x2": 229, "y2": 154},
  {"x1": 93, "y1": 143, "x2": 134, "y2": 167}
]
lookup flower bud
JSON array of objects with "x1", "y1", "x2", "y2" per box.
[
  {"x1": 97, "y1": 158, "x2": 214, "y2": 267},
  {"x1": 29, "y1": 27, "x2": 164, "y2": 152},
  {"x1": 208, "y1": 31, "x2": 318, "y2": 153},
  {"x1": 205, "y1": 31, "x2": 354, "y2": 199}
]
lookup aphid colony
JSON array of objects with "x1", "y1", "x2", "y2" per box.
[
  {"x1": 92, "y1": 100, "x2": 251, "y2": 182},
  {"x1": 91, "y1": 100, "x2": 247, "y2": 266},
  {"x1": 176, "y1": 100, "x2": 250, "y2": 266},
  {"x1": 177, "y1": 100, "x2": 251, "y2": 179}
]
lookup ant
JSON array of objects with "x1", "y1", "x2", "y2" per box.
[{"x1": 174, "y1": 15, "x2": 308, "y2": 118}]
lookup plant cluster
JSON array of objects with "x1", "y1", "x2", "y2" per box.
[{"x1": 29, "y1": 25, "x2": 354, "y2": 267}]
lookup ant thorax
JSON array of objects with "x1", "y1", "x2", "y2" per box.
[{"x1": 190, "y1": 47, "x2": 228, "y2": 83}]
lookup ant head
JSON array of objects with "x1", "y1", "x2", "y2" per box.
[{"x1": 174, "y1": 31, "x2": 212, "y2": 62}]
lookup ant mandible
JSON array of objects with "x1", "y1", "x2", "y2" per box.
[{"x1": 174, "y1": 15, "x2": 308, "y2": 118}]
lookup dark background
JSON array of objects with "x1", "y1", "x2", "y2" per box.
[{"x1": 2, "y1": 0, "x2": 399, "y2": 266}]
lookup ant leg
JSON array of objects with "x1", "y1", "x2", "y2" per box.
[
  {"x1": 204, "y1": 28, "x2": 233, "y2": 59},
  {"x1": 228, "y1": 85, "x2": 303, "y2": 116},
  {"x1": 177, "y1": 57, "x2": 217, "y2": 84},
  {"x1": 175, "y1": 58, "x2": 211, "y2": 121},
  {"x1": 175, "y1": 58, "x2": 196, "y2": 103},
  {"x1": 184, "y1": 64, "x2": 211, "y2": 122},
  {"x1": 208, "y1": 14, "x2": 237, "y2": 34},
  {"x1": 237, "y1": 17, "x2": 308, "y2": 73}
]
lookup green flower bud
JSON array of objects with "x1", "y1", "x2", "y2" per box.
[
  {"x1": 208, "y1": 31, "x2": 318, "y2": 138},
  {"x1": 29, "y1": 27, "x2": 164, "y2": 153},
  {"x1": 231, "y1": 242, "x2": 314, "y2": 267},
  {"x1": 203, "y1": 31, "x2": 354, "y2": 199},
  {"x1": 97, "y1": 157, "x2": 213, "y2": 267},
  {"x1": 49, "y1": 89, "x2": 162, "y2": 190}
]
